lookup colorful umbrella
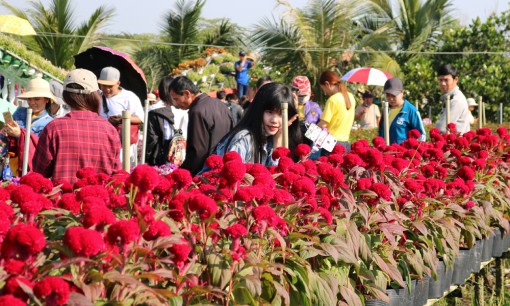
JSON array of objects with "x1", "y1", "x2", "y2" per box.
[
  {"x1": 0, "y1": 15, "x2": 36, "y2": 36},
  {"x1": 74, "y1": 46, "x2": 147, "y2": 102},
  {"x1": 341, "y1": 67, "x2": 392, "y2": 86}
]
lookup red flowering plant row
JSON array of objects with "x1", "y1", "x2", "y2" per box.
[{"x1": 0, "y1": 125, "x2": 510, "y2": 305}]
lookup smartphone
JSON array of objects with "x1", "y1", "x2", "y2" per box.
[{"x1": 3, "y1": 111, "x2": 13, "y2": 124}]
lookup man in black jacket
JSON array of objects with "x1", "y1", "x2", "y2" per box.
[{"x1": 169, "y1": 76, "x2": 233, "y2": 175}]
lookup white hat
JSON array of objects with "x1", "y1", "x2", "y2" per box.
[
  {"x1": 18, "y1": 77, "x2": 57, "y2": 103},
  {"x1": 63, "y1": 69, "x2": 100, "y2": 94},
  {"x1": 467, "y1": 98, "x2": 478, "y2": 106},
  {"x1": 147, "y1": 93, "x2": 157, "y2": 102},
  {"x1": 97, "y1": 67, "x2": 120, "y2": 86}
]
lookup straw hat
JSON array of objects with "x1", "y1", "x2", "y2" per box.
[{"x1": 18, "y1": 77, "x2": 57, "y2": 103}]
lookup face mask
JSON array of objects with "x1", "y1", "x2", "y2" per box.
[{"x1": 298, "y1": 95, "x2": 310, "y2": 104}]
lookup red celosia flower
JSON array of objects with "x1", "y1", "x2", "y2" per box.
[
  {"x1": 276, "y1": 156, "x2": 294, "y2": 173},
  {"x1": 64, "y1": 226, "x2": 104, "y2": 257},
  {"x1": 10, "y1": 185, "x2": 37, "y2": 205},
  {"x1": 54, "y1": 180, "x2": 73, "y2": 193},
  {"x1": 3, "y1": 276, "x2": 34, "y2": 301},
  {"x1": 225, "y1": 224, "x2": 248, "y2": 238},
  {"x1": 107, "y1": 219, "x2": 140, "y2": 246},
  {"x1": 0, "y1": 200, "x2": 15, "y2": 221},
  {"x1": 137, "y1": 205, "x2": 155, "y2": 224},
  {"x1": 447, "y1": 123, "x2": 457, "y2": 133},
  {"x1": 473, "y1": 158, "x2": 486, "y2": 170},
  {"x1": 356, "y1": 178, "x2": 372, "y2": 190},
  {"x1": 317, "y1": 207, "x2": 332, "y2": 224},
  {"x1": 3, "y1": 259, "x2": 24, "y2": 275},
  {"x1": 76, "y1": 167, "x2": 97, "y2": 179},
  {"x1": 252, "y1": 173, "x2": 276, "y2": 188},
  {"x1": 331, "y1": 144, "x2": 347, "y2": 155},
  {"x1": 82, "y1": 205, "x2": 116, "y2": 229},
  {"x1": 372, "y1": 136, "x2": 386, "y2": 149},
  {"x1": 404, "y1": 178, "x2": 424, "y2": 194},
  {"x1": 205, "y1": 154, "x2": 224, "y2": 170},
  {"x1": 252, "y1": 205, "x2": 278, "y2": 227},
  {"x1": 464, "y1": 201, "x2": 475, "y2": 210},
  {"x1": 18, "y1": 199, "x2": 43, "y2": 216},
  {"x1": 497, "y1": 127, "x2": 508, "y2": 138},
  {"x1": 288, "y1": 163, "x2": 306, "y2": 176},
  {"x1": 407, "y1": 129, "x2": 422, "y2": 140},
  {"x1": 169, "y1": 238, "x2": 192, "y2": 267},
  {"x1": 364, "y1": 148, "x2": 384, "y2": 170},
  {"x1": 342, "y1": 153, "x2": 366, "y2": 169},
  {"x1": 457, "y1": 165, "x2": 475, "y2": 181},
  {"x1": 0, "y1": 294, "x2": 26, "y2": 305},
  {"x1": 272, "y1": 147, "x2": 291, "y2": 160},
  {"x1": 168, "y1": 193, "x2": 190, "y2": 222},
  {"x1": 143, "y1": 220, "x2": 171, "y2": 241},
  {"x1": 272, "y1": 189, "x2": 295, "y2": 205},
  {"x1": 0, "y1": 187, "x2": 10, "y2": 201},
  {"x1": 33, "y1": 276, "x2": 70, "y2": 306},
  {"x1": 370, "y1": 183, "x2": 392, "y2": 201},
  {"x1": 220, "y1": 160, "x2": 246, "y2": 186},
  {"x1": 275, "y1": 171, "x2": 299, "y2": 189},
  {"x1": 294, "y1": 144, "x2": 311, "y2": 158},
  {"x1": 76, "y1": 185, "x2": 110, "y2": 203},
  {"x1": 20, "y1": 172, "x2": 53, "y2": 193},
  {"x1": 424, "y1": 178, "x2": 446, "y2": 195},
  {"x1": 171, "y1": 169, "x2": 192, "y2": 190},
  {"x1": 188, "y1": 194, "x2": 218, "y2": 220},
  {"x1": 291, "y1": 177, "x2": 316, "y2": 199},
  {"x1": 223, "y1": 151, "x2": 243, "y2": 163},
  {"x1": 327, "y1": 154, "x2": 344, "y2": 166},
  {"x1": 127, "y1": 164, "x2": 161, "y2": 193},
  {"x1": 153, "y1": 177, "x2": 173, "y2": 199},
  {"x1": 2, "y1": 223, "x2": 46, "y2": 260},
  {"x1": 108, "y1": 192, "x2": 128, "y2": 208}
]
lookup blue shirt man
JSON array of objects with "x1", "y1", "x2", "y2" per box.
[{"x1": 234, "y1": 51, "x2": 254, "y2": 98}]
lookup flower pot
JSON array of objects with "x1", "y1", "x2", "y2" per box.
[
  {"x1": 482, "y1": 233, "x2": 495, "y2": 262},
  {"x1": 412, "y1": 276, "x2": 429, "y2": 306},
  {"x1": 472, "y1": 240, "x2": 483, "y2": 273},
  {"x1": 365, "y1": 299, "x2": 390, "y2": 306},
  {"x1": 443, "y1": 264, "x2": 453, "y2": 293},
  {"x1": 452, "y1": 248, "x2": 474, "y2": 285},
  {"x1": 386, "y1": 285, "x2": 411, "y2": 306},
  {"x1": 492, "y1": 228, "x2": 506, "y2": 258},
  {"x1": 428, "y1": 260, "x2": 446, "y2": 299}
]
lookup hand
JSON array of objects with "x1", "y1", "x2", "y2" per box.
[
  {"x1": 2, "y1": 121, "x2": 21, "y2": 138},
  {"x1": 108, "y1": 115, "x2": 122, "y2": 125}
]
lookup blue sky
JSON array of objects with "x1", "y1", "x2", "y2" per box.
[{"x1": 1, "y1": 0, "x2": 508, "y2": 34}]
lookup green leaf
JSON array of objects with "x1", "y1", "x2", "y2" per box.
[{"x1": 206, "y1": 252, "x2": 232, "y2": 290}]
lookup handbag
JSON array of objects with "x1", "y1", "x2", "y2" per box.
[
  {"x1": 167, "y1": 117, "x2": 186, "y2": 166},
  {"x1": 103, "y1": 95, "x2": 139, "y2": 145}
]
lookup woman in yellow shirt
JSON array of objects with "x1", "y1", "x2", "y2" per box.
[{"x1": 317, "y1": 71, "x2": 355, "y2": 152}]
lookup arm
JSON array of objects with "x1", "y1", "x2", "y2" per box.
[
  {"x1": 355, "y1": 106, "x2": 365, "y2": 121},
  {"x1": 235, "y1": 61, "x2": 245, "y2": 72},
  {"x1": 411, "y1": 109, "x2": 426, "y2": 142},
  {"x1": 317, "y1": 119, "x2": 328, "y2": 129}
]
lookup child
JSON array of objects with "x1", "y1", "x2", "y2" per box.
[{"x1": 214, "y1": 82, "x2": 301, "y2": 166}]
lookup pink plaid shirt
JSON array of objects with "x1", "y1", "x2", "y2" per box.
[{"x1": 33, "y1": 111, "x2": 121, "y2": 184}]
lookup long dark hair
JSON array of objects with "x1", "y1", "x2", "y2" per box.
[
  {"x1": 221, "y1": 82, "x2": 302, "y2": 162},
  {"x1": 62, "y1": 83, "x2": 101, "y2": 113},
  {"x1": 158, "y1": 76, "x2": 175, "y2": 105}
]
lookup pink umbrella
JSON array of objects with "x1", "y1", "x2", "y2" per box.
[{"x1": 341, "y1": 67, "x2": 392, "y2": 86}]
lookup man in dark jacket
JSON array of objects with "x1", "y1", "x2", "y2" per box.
[
  {"x1": 169, "y1": 76, "x2": 233, "y2": 175},
  {"x1": 145, "y1": 106, "x2": 174, "y2": 166}
]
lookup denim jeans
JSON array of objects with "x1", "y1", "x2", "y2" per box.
[{"x1": 237, "y1": 83, "x2": 249, "y2": 98}]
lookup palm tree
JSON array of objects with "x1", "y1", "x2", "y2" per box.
[
  {"x1": 161, "y1": 0, "x2": 205, "y2": 62},
  {"x1": 251, "y1": 0, "x2": 369, "y2": 84},
  {"x1": 1, "y1": 0, "x2": 115, "y2": 69}
]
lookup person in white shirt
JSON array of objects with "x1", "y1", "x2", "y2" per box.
[
  {"x1": 97, "y1": 67, "x2": 144, "y2": 165},
  {"x1": 435, "y1": 64, "x2": 470, "y2": 134}
]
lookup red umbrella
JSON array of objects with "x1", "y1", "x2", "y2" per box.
[
  {"x1": 341, "y1": 67, "x2": 392, "y2": 86},
  {"x1": 74, "y1": 46, "x2": 147, "y2": 102}
]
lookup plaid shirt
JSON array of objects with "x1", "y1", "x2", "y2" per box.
[{"x1": 33, "y1": 111, "x2": 121, "y2": 184}]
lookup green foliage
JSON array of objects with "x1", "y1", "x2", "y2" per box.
[{"x1": 1, "y1": 0, "x2": 115, "y2": 69}]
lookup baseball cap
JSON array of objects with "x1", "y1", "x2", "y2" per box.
[
  {"x1": 467, "y1": 98, "x2": 478, "y2": 106},
  {"x1": 239, "y1": 51, "x2": 246, "y2": 56},
  {"x1": 97, "y1": 66, "x2": 120, "y2": 86},
  {"x1": 362, "y1": 91, "x2": 374, "y2": 98},
  {"x1": 147, "y1": 93, "x2": 157, "y2": 102},
  {"x1": 63, "y1": 69, "x2": 100, "y2": 94},
  {"x1": 384, "y1": 77, "x2": 404, "y2": 96},
  {"x1": 291, "y1": 76, "x2": 311, "y2": 96}
]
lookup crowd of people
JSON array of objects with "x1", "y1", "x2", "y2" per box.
[{"x1": 0, "y1": 60, "x2": 480, "y2": 183}]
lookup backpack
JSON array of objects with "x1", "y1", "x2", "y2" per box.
[{"x1": 167, "y1": 117, "x2": 186, "y2": 166}]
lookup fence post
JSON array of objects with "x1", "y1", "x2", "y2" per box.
[
  {"x1": 282, "y1": 102, "x2": 288, "y2": 149},
  {"x1": 141, "y1": 99, "x2": 149, "y2": 164},
  {"x1": 21, "y1": 108, "x2": 32, "y2": 176},
  {"x1": 478, "y1": 97, "x2": 483, "y2": 129},
  {"x1": 445, "y1": 95, "x2": 451, "y2": 133},
  {"x1": 383, "y1": 101, "x2": 389, "y2": 145},
  {"x1": 122, "y1": 110, "x2": 131, "y2": 172},
  {"x1": 500, "y1": 103, "x2": 503, "y2": 124}
]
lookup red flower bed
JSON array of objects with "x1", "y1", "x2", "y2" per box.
[{"x1": 0, "y1": 127, "x2": 509, "y2": 304}]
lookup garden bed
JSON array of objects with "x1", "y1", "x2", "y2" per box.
[{"x1": 0, "y1": 125, "x2": 509, "y2": 305}]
